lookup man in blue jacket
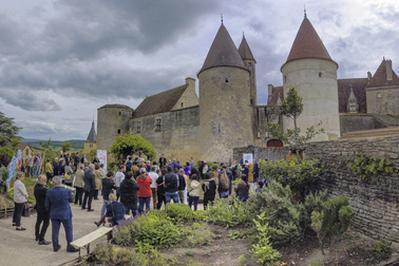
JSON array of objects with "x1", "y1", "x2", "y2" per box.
[{"x1": 45, "y1": 176, "x2": 78, "y2": 252}]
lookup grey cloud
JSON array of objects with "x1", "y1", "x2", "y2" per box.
[{"x1": 0, "y1": 89, "x2": 61, "y2": 111}]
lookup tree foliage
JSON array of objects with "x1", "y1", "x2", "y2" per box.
[
  {"x1": 0, "y1": 112, "x2": 20, "y2": 147},
  {"x1": 111, "y1": 134, "x2": 156, "y2": 162},
  {"x1": 281, "y1": 87, "x2": 303, "y2": 129}
]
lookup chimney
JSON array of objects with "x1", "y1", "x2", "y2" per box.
[
  {"x1": 386, "y1": 60, "x2": 393, "y2": 81},
  {"x1": 367, "y1": 71, "x2": 372, "y2": 80},
  {"x1": 267, "y1": 84, "x2": 274, "y2": 98},
  {"x1": 185, "y1": 77, "x2": 195, "y2": 90}
]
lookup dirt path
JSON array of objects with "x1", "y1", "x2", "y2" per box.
[{"x1": 0, "y1": 199, "x2": 103, "y2": 266}]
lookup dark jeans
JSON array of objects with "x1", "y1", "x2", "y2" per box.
[
  {"x1": 13, "y1": 202, "x2": 24, "y2": 226},
  {"x1": 165, "y1": 191, "x2": 179, "y2": 204},
  {"x1": 188, "y1": 196, "x2": 199, "y2": 211},
  {"x1": 156, "y1": 193, "x2": 165, "y2": 209},
  {"x1": 138, "y1": 197, "x2": 151, "y2": 214},
  {"x1": 116, "y1": 188, "x2": 120, "y2": 201},
  {"x1": 35, "y1": 211, "x2": 49, "y2": 241},
  {"x1": 82, "y1": 190, "x2": 94, "y2": 210},
  {"x1": 123, "y1": 203, "x2": 137, "y2": 217},
  {"x1": 74, "y1": 187, "x2": 83, "y2": 205},
  {"x1": 51, "y1": 218, "x2": 73, "y2": 249},
  {"x1": 94, "y1": 189, "x2": 99, "y2": 200}
]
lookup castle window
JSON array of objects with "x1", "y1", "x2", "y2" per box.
[
  {"x1": 225, "y1": 78, "x2": 229, "y2": 83},
  {"x1": 155, "y1": 118, "x2": 162, "y2": 132},
  {"x1": 318, "y1": 72, "x2": 322, "y2": 78},
  {"x1": 250, "y1": 99, "x2": 253, "y2": 105},
  {"x1": 117, "y1": 129, "x2": 121, "y2": 134},
  {"x1": 118, "y1": 111, "x2": 122, "y2": 116},
  {"x1": 136, "y1": 120, "x2": 142, "y2": 133},
  {"x1": 181, "y1": 102, "x2": 184, "y2": 108}
]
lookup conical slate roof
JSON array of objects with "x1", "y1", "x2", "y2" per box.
[
  {"x1": 368, "y1": 59, "x2": 399, "y2": 87},
  {"x1": 284, "y1": 16, "x2": 335, "y2": 66},
  {"x1": 199, "y1": 24, "x2": 245, "y2": 75},
  {"x1": 238, "y1": 35, "x2": 256, "y2": 62},
  {"x1": 86, "y1": 121, "x2": 96, "y2": 143}
]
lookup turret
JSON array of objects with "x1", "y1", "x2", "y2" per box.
[
  {"x1": 198, "y1": 22, "x2": 254, "y2": 162},
  {"x1": 238, "y1": 34, "x2": 257, "y2": 106},
  {"x1": 281, "y1": 14, "x2": 340, "y2": 140}
]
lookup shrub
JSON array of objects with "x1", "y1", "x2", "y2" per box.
[
  {"x1": 207, "y1": 198, "x2": 251, "y2": 228},
  {"x1": 372, "y1": 240, "x2": 392, "y2": 262},
  {"x1": 248, "y1": 180, "x2": 302, "y2": 246},
  {"x1": 259, "y1": 159, "x2": 322, "y2": 201},
  {"x1": 111, "y1": 134, "x2": 156, "y2": 162},
  {"x1": 114, "y1": 211, "x2": 182, "y2": 248},
  {"x1": 347, "y1": 155, "x2": 396, "y2": 182},
  {"x1": 182, "y1": 222, "x2": 214, "y2": 247},
  {"x1": 165, "y1": 203, "x2": 195, "y2": 223},
  {"x1": 251, "y1": 212, "x2": 281, "y2": 266},
  {"x1": 301, "y1": 190, "x2": 329, "y2": 234},
  {"x1": 311, "y1": 195, "x2": 353, "y2": 254}
]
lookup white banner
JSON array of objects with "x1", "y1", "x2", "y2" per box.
[
  {"x1": 243, "y1": 153, "x2": 254, "y2": 164},
  {"x1": 96, "y1": 150, "x2": 107, "y2": 172}
]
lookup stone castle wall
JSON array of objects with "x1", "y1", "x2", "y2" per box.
[
  {"x1": 367, "y1": 86, "x2": 399, "y2": 116},
  {"x1": 129, "y1": 106, "x2": 200, "y2": 162}
]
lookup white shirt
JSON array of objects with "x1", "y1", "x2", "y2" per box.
[
  {"x1": 13, "y1": 180, "x2": 28, "y2": 203},
  {"x1": 149, "y1": 171, "x2": 159, "y2": 189},
  {"x1": 114, "y1": 171, "x2": 125, "y2": 187}
]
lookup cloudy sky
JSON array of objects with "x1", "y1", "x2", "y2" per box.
[{"x1": 1, "y1": 0, "x2": 399, "y2": 140}]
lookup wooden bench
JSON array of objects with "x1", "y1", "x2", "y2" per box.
[{"x1": 71, "y1": 226, "x2": 113, "y2": 258}]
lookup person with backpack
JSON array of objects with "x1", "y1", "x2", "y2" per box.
[
  {"x1": 218, "y1": 167, "x2": 230, "y2": 198},
  {"x1": 177, "y1": 169, "x2": 187, "y2": 204},
  {"x1": 202, "y1": 172, "x2": 216, "y2": 210},
  {"x1": 119, "y1": 172, "x2": 138, "y2": 216},
  {"x1": 235, "y1": 176, "x2": 250, "y2": 202},
  {"x1": 164, "y1": 166, "x2": 179, "y2": 204},
  {"x1": 156, "y1": 168, "x2": 167, "y2": 209}
]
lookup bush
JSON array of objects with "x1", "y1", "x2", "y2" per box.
[
  {"x1": 165, "y1": 204, "x2": 195, "y2": 223},
  {"x1": 372, "y1": 240, "x2": 392, "y2": 262},
  {"x1": 207, "y1": 198, "x2": 251, "y2": 228},
  {"x1": 248, "y1": 180, "x2": 302, "y2": 246},
  {"x1": 259, "y1": 159, "x2": 322, "y2": 201},
  {"x1": 251, "y1": 212, "x2": 281, "y2": 266},
  {"x1": 347, "y1": 155, "x2": 396, "y2": 182},
  {"x1": 111, "y1": 134, "x2": 156, "y2": 162},
  {"x1": 311, "y1": 195, "x2": 353, "y2": 254},
  {"x1": 114, "y1": 211, "x2": 183, "y2": 248},
  {"x1": 181, "y1": 222, "x2": 214, "y2": 247},
  {"x1": 301, "y1": 190, "x2": 329, "y2": 234}
]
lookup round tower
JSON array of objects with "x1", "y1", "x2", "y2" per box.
[
  {"x1": 198, "y1": 23, "x2": 254, "y2": 162},
  {"x1": 281, "y1": 15, "x2": 340, "y2": 141},
  {"x1": 97, "y1": 104, "x2": 134, "y2": 151}
]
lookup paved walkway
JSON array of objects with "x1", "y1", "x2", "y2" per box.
[{"x1": 0, "y1": 199, "x2": 103, "y2": 266}]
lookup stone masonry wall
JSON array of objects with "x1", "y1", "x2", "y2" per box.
[{"x1": 305, "y1": 136, "x2": 399, "y2": 243}]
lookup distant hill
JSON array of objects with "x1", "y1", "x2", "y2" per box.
[{"x1": 22, "y1": 138, "x2": 85, "y2": 150}]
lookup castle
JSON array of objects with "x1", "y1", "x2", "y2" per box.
[{"x1": 97, "y1": 14, "x2": 399, "y2": 163}]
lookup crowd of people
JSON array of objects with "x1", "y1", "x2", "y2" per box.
[{"x1": 11, "y1": 153, "x2": 264, "y2": 253}]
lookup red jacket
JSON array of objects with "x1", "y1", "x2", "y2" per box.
[{"x1": 137, "y1": 175, "x2": 152, "y2": 198}]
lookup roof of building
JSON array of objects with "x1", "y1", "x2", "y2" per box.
[
  {"x1": 134, "y1": 84, "x2": 188, "y2": 118},
  {"x1": 198, "y1": 23, "x2": 245, "y2": 75},
  {"x1": 86, "y1": 121, "x2": 96, "y2": 143},
  {"x1": 267, "y1": 86, "x2": 283, "y2": 106},
  {"x1": 284, "y1": 16, "x2": 335, "y2": 67},
  {"x1": 238, "y1": 35, "x2": 256, "y2": 62},
  {"x1": 368, "y1": 59, "x2": 399, "y2": 87},
  {"x1": 98, "y1": 104, "x2": 133, "y2": 110},
  {"x1": 338, "y1": 78, "x2": 368, "y2": 113}
]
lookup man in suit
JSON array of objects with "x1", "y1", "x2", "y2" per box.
[
  {"x1": 45, "y1": 176, "x2": 78, "y2": 253},
  {"x1": 34, "y1": 175, "x2": 50, "y2": 245}
]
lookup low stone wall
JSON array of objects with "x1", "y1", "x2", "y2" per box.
[
  {"x1": 233, "y1": 145, "x2": 287, "y2": 162},
  {"x1": 306, "y1": 136, "x2": 399, "y2": 243}
]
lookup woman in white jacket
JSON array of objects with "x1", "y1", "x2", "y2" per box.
[
  {"x1": 188, "y1": 174, "x2": 201, "y2": 211},
  {"x1": 13, "y1": 172, "x2": 28, "y2": 231}
]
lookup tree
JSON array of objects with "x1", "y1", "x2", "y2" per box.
[
  {"x1": 0, "y1": 112, "x2": 20, "y2": 147},
  {"x1": 111, "y1": 134, "x2": 156, "y2": 162},
  {"x1": 61, "y1": 142, "x2": 71, "y2": 153},
  {"x1": 281, "y1": 87, "x2": 303, "y2": 130}
]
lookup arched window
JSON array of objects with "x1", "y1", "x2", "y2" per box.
[{"x1": 266, "y1": 139, "x2": 283, "y2": 148}]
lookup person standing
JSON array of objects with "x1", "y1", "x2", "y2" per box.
[
  {"x1": 159, "y1": 154, "x2": 167, "y2": 168},
  {"x1": 202, "y1": 172, "x2": 216, "y2": 210},
  {"x1": 148, "y1": 167, "x2": 159, "y2": 209},
  {"x1": 188, "y1": 174, "x2": 201, "y2": 211},
  {"x1": 136, "y1": 168, "x2": 152, "y2": 214},
  {"x1": 82, "y1": 164, "x2": 96, "y2": 211},
  {"x1": 45, "y1": 176, "x2": 78, "y2": 253},
  {"x1": 114, "y1": 165, "x2": 125, "y2": 201},
  {"x1": 94, "y1": 164, "x2": 103, "y2": 200},
  {"x1": 73, "y1": 164, "x2": 85, "y2": 206},
  {"x1": 235, "y1": 176, "x2": 250, "y2": 202},
  {"x1": 177, "y1": 169, "x2": 187, "y2": 204},
  {"x1": 119, "y1": 172, "x2": 138, "y2": 216},
  {"x1": 34, "y1": 175, "x2": 50, "y2": 245},
  {"x1": 13, "y1": 172, "x2": 28, "y2": 231},
  {"x1": 164, "y1": 167, "x2": 179, "y2": 204},
  {"x1": 45, "y1": 160, "x2": 53, "y2": 181},
  {"x1": 100, "y1": 171, "x2": 115, "y2": 220},
  {"x1": 217, "y1": 169, "x2": 230, "y2": 199},
  {"x1": 156, "y1": 169, "x2": 166, "y2": 209}
]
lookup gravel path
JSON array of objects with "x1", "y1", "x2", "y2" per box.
[{"x1": 0, "y1": 199, "x2": 103, "y2": 266}]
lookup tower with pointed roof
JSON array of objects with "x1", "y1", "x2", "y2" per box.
[
  {"x1": 198, "y1": 22, "x2": 254, "y2": 162},
  {"x1": 83, "y1": 120, "x2": 97, "y2": 159},
  {"x1": 238, "y1": 34, "x2": 257, "y2": 107},
  {"x1": 281, "y1": 14, "x2": 340, "y2": 141}
]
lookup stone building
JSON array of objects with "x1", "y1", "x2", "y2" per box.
[{"x1": 97, "y1": 14, "x2": 399, "y2": 162}]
